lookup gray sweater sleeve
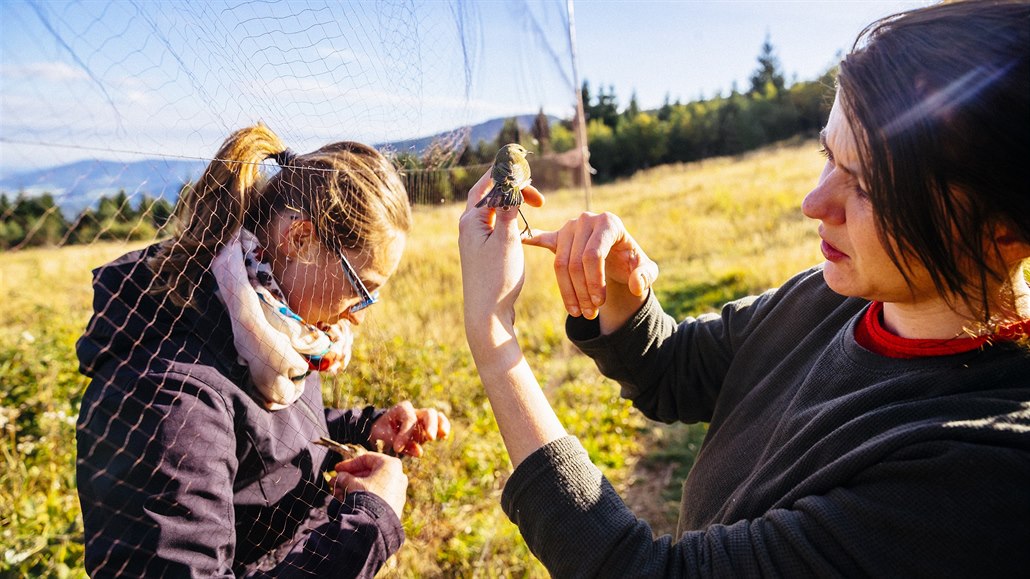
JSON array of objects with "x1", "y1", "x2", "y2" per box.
[
  {"x1": 501, "y1": 436, "x2": 676, "y2": 578},
  {"x1": 502, "y1": 434, "x2": 1030, "y2": 578},
  {"x1": 567, "y1": 288, "x2": 770, "y2": 425},
  {"x1": 500, "y1": 436, "x2": 766, "y2": 578}
]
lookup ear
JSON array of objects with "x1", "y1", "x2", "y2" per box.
[
  {"x1": 992, "y1": 222, "x2": 1030, "y2": 265},
  {"x1": 284, "y1": 218, "x2": 320, "y2": 262}
]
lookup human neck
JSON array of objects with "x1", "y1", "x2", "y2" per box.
[
  {"x1": 881, "y1": 299, "x2": 975, "y2": 340},
  {"x1": 881, "y1": 266, "x2": 1030, "y2": 340}
]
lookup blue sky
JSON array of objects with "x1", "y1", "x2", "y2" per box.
[
  {"x1": 0, "y1": 0, "x2": 925, "y2": 176},
  {"x1": 574, "y1": 0, "x2": 927, "y2": 107}
]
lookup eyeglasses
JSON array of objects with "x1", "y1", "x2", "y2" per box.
[{"x1": 337, "y1": 249, "x2": 379, "y2": 313}]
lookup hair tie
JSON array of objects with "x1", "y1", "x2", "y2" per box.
[{"x1": 272, "y1": 148, "x2": 296, "y2": 168}]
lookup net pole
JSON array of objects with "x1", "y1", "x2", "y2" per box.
[{"x1": 566, "y1": 0, "x2": 592, "y2": 211}]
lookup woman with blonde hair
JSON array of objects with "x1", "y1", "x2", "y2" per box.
[{"x1": 76, "y1": 124, "x2": 449, "y2": 577}]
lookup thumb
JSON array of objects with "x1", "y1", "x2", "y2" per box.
[
  {"x1": 335, "y1": 453, "x2": 378, "y2": 475},
  {"x1": 627, "y1": 259, "x2": 660, "y2": 296},
  {"x1": 465, "y1": 171, "x2": 494, "y2": 212},
  {"x1": 521, "y1": 185, "x2": 545, "y2": 208}
]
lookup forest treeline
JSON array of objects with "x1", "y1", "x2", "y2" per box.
[
  {"x1": 0, "y1": 190, "x2": 174, "y2": 250},
  {"x1": 396, "y1": 36, "x2": 835, "y2": 202},
  {"x1": 1, "y1": 38, "x2": 835, "y2": 250}
]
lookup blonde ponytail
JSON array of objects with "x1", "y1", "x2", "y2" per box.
[{"x1": 149, "y1": 124, "x2": 286, "y2": 307}]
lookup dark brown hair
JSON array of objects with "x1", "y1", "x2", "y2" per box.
[
  {"x1": 149, "y1": 124, "x2": 411, "y2": 307},
  {"x1": 837, "y1": 0, "x2": 1029, "y2": 323}
]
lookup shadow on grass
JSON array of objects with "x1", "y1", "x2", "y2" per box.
[
  {"x1": 623, "y1": 273, "x2": 752, "y2": 536},
  {"x1": 656, "y1": 271, "x2": 753, "y2": 321},
  {"x1": 624, "y1": 422, "x2": 709, "y2": 538}
]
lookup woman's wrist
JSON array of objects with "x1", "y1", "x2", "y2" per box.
[
  {"x1": 465, "y1": 313, "x2": 513, "y2": 347},
  {"x1": 599, "y1": 280, "x2": 648, "y2": 335},
  {"x1": 467, "y1": 318, "x2": 522, "y2": 369}
]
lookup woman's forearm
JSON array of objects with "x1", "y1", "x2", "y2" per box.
[{"x1": 468, "y1": 322, "x2": 567, "y2": 467}]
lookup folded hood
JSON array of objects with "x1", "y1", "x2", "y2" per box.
[{"x1": 76, "y1": 243, "x2": 236, "y2": 378}]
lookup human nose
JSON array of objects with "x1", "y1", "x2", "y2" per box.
[
  {"x1": 341, "y1": 308, "x2": 366, "y2": 326},
  {"x1": 802, "y1": 161, "x2": 845, "y2": 225}
]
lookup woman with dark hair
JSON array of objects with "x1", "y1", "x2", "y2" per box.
[
  {"x1": 77, "y1": 124, "x2": 449, "y2": 577},
  {"x1": 459, "y1": 1, "x2": 1029, "y2": 576}
]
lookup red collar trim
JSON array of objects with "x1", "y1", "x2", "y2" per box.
[{"x1": 855, "y1": 301, "x2": 1030, "y2": 359}]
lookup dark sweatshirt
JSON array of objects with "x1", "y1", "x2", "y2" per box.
[
  {"x1": 502, "y1": 267, "x2": 1030, "y2": 578},
  {"x1": 76, "y1": 244, "x2": 403, "y2": 578}
]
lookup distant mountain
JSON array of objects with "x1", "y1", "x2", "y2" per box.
[
  {"x1": 379, "y1": 113, "x2": 556, "y2": 154},
  {"x1": 0, "y1": 158, "x2": 205, "y2": 219},
  {"x1": 0, "y1": 114, "x2": 557, "y2": 218}
]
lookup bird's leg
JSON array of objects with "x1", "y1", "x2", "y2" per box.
[{"x1": 518, "y1": 207, "x2": 532, "y2": 238}]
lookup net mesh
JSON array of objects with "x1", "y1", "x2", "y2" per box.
[{"x1": 1, "y1": 1, "x2": 586, "y2": 575}]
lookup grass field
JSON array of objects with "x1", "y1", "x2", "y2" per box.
[{"x1": 0, "y1": 138, "x2": 826, "y2": 577}]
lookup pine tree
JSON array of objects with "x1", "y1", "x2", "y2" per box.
[
  {"x1": 531, "y1": 108, "x2": 551, "y2": 154},
  {"x1": 749, "y1": 33, "x2": 786, "y2": 98},
  {"x1": 624, "y1": 91, "x2": 640, "y2": 119},
  {"x1": 496, "y1": 117, "x2": 521, "y2": 148}
]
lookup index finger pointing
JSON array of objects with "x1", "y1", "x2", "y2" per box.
[{"x1": 521, "y1": 229, "x2": 558, "y2": 252}]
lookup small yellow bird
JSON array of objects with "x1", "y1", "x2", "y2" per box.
[
  {"x1": 476, "y1": 143, "x2": 531, "y2": 208},
  {"x1": 476, "y1": 143, "x2": 533, "y2": 234}
]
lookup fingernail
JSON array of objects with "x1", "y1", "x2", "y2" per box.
[
  {"x1": 591, "y1": 294, "x2": 602, "y2": 306},
  {"x1": 569, "y1": 305, "x2": 581, "y2": 316},
  {"x1": 584, "y1": 308, "x2": 597, "y2": 320}
]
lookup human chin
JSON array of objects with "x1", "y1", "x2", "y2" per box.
[{"x1": 821, "y1": 262, "x2": 863, "y2": 298}]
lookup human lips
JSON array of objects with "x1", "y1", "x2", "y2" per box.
[{"x1": 820, "y1": 239, "x2": 848, "y2": 262}]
